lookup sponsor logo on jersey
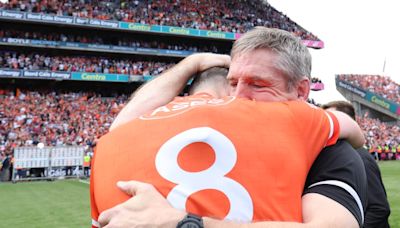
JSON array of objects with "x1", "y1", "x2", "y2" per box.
[{"x1": 140, "y1": 96, "x2": 235, "y2": 120}]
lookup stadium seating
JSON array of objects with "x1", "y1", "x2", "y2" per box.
[
  {"x1": 0, "y1": 0, "x2": 319, "y2": 40},
  {"x1": 357, "y1": 114, "x2": 400, "y2": 159},
  {"x1": 0, "y1": 90, "x2": 127, "y2": 155},
  {"x1": 0, "y1": 0, "x2": 397, "y2": 165},
  {"x1": 338, "y1": 74, "x2": 400, "y2": 103},
  {"x1": 0, "y1": 29, "x2": 224, "y2": 53},
  {"x1": 1, "y1": 89, "x2": 398, "y2": 159},
  {"x1": 0, "y1": 51, "x2": 174, "y2": 75}
]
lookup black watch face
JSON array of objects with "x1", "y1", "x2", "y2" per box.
[{"x1": 179, "y1": 221, "x2": 201, "y2": 228}]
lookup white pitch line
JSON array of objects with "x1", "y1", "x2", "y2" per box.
[{"x1": 79, "y1": 179, "x2": 90, "y2": 184}]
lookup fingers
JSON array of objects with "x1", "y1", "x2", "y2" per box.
[
  {"x1": 205, "y1": 53, "x2": 231, "y2": 69},
  {"x1": 98, "y1": 181, "x2": 180, "y2": 228},
  {"x1": 98, "y1": 207, "x2": 117, "y2": 228},
  {"x1": 117, "y1": 180, "x2": 155, "y2": 196},
  {"x1": 216, "y1": 54, "x2": 231, "y2": 68},
  {"x1": 190, "y1": 53, "x2": 231, "y2": 71}
]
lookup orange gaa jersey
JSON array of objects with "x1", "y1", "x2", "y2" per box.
[{"x1": 90, "y1": 94, "x2": 339, "y2": 227}]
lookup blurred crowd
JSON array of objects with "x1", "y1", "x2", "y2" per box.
[
  {"x1": 0, "y1": 29, "x2": 223, "y2": 53},
  {"x1": 1, "y1": 87, "x2": 399, "y2": 181},
  {"x1": 358, "y1": 115, "x2": 400, "y2": 160},
  {"x1": 307, "y1": 98, "x2": 320, "y2": 106},
  {"x1": 338, "y1": 74, "x2": 400, "y2": 103},
  {"x1": 0, "y1": 89, "x2": 127, "y2": 157},
  {"x1": 1, "y1": 51, "x2": 334, "y2": 82},
  {"x1": 0, "y1": 0, "x2": 319, "y2": 40},
  {"x1": 1, "y1": 89, "x2": 398, "y2": 157},
  {"x1": 0, "y1": 51, "x2": 174, "y2": 75}
]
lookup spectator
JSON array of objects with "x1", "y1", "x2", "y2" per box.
[{"x1": 0, "y1": 153, "x2": 11, "y2": 181}]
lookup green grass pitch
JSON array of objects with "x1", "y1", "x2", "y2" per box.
[
  {"x1": 0, "y1": 179, "x2": 91, "y2": 228},
  {"x1": 0, "y1": 161, "x2": 399, "y2": 227},
  {"x1": 379, "y1": 161, "x2": 400, "y2": 228}
]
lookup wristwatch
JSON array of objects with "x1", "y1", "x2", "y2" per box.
[{"x1": 176, "y1": 213, "x2": 204, "y2": 228}]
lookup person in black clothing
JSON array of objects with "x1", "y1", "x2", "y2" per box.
[
  {"x1": 0, "y1": 153, "x2": 11, "y2": 182},
  {"x1": 322, "y1": 100, "x2": 391, "y2": 228}
]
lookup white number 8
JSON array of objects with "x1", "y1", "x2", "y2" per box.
[{"x1": 155, "y1": 127, "x2": 253, "y2": 222}]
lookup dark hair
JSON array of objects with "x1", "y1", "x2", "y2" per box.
[{"x1": 322, "y1": 101, "x2": 356, "y2": 120}]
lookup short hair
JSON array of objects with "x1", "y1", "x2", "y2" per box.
[
  {"x1": 189, "y1": 67, "x2": 229, "y2": 94},
  {"x1": 231, "y1": 27, "x2": 312, "y2": 91},
  {"x1": 322, "y1": 101, "x2": 356, "y2": 120}
]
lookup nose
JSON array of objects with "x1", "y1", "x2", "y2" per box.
[{"x1": 233, "y1": 81, "x2": 252, "y2": 99}]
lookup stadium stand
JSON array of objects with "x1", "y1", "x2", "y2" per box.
[
  {"x1": 310, "y1": 77, "x2": 325, "y2": 91},
  {"x1": 335, "y1": 74, "x2": 399, "y2": 160},
  {"x1": 338, "y1": 74, "x2": 400, "y2": 103},
  {"x1": 2, "y1": 0, "x2": 398, "y2": 183},
  {"x1": 0, "y1": 51, "x2": 174, "y2": 75},
  {"x1": 358, "y1": 115, "x2": 400, "y2": 160},
  {"x1": 0, "y1": 89, "x2": 126, "y2": 149},
  {"x1": 1, "y1": 88, "x2": 398, "y2": 161},
  {"x1": 0, "y1": 0, "x2": 320, "y2": 40},
  {"x1": 0, "y1": 28, "x2": 224, "y2": 53}
]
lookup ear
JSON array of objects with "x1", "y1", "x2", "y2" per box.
[{"x1": 296, "y1": 77, "x2": 310, "y2": 101}]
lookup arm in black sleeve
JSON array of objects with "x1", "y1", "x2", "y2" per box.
[
  {"x1": 357, "y1": 147, "x2": 391, "y2": 228},
  {"x1": 303, "y1": 140, "x2": 367, "y2": 228}
]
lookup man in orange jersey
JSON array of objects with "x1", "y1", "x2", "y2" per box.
[{"x1": 96, "y1": 28, "x2": 367, "y2": 228}]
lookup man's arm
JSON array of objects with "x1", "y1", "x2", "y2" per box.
[
  {"x1": 98, "y1": 181, "x2": 359, "y2": 228},
  {"x1": 202, "y1": 193, "x2": 359, "y2": 228},
  {"x1": 110, "y1": 53, "x2": 230, "y2": 131}
]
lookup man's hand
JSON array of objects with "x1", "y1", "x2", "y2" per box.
[
  {"x1": 187, "y1": 53, "x2": 231, "y2": 72},
  {"x1": 98, "y1": 181, "x2": 185, "y2": 228}
]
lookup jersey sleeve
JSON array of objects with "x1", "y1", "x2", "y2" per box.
[
  {"x1": 288, "y1": 102, "x2": 340, "y2": 166},
  {"x1": 90, "y1": 146, "x2": 100, "y2": 228},
  {"x1": 303, "y1": 140, "x2": 367, "y2": 227},
  {"x1": 323, "y1": 110, "x2": 340, "y2": 147}
]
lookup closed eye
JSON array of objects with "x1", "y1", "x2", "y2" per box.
[
  {"x1": 251, "y1": 84, "x2": 265, "y2": 88},
  {"x1": 229, "y1": 81, "x2": 238, "y2": 87}
]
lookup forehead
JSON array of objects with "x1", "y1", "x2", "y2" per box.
[{"x1": 227, "y1": 49, "x2": 286, "y2": 82}]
